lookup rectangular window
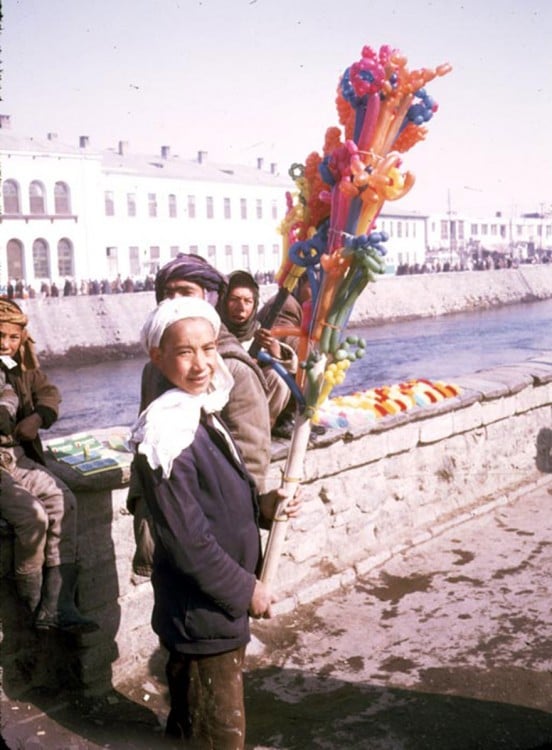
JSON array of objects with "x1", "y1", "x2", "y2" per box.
[
  {"x1": 149, "y1": 246, "x2": 160, "y2": 273},
  {"x1": 481, "y1": 224, "x2": 488, "y2": 235},
  {"x1": 127, "y1": 193, "x2": 136, "y2": 217},
  {"x1": 257, "y1": 244, "x2": 265, "y2": 271},
  {"x1": 129, "y1": 246, "x2": 140, "y2": 275},
  {"x1": 491, "y1": 224, "x2": 497, "y2": 236},
  {"x1": 471, "y1": 224, "x2": 478, "y2": 235},
  {"x1": 170, "y1": 245, "x2": 180, "y2": 258},
  {"x1": 256, "y1": 199, "x2": 263, "y2": 220},
  {"x1": 206, "y1": 196, "x2": 214, "y2": 219},
  {"x1": 397, "y1": 222, "x2": 402, "y2": 238},
  {"x1": 272, "y1": 244, "x2": 280, "y2": 267},
  {"x1": 189, "y1": 245, "x2": 199, "y2": 255},
  {"x1": 240, "y1": 198, "x2": 247, "y2": 220},
  {"x1": 207, "y1": 245, "x2": 216, "y2": 263},
  {"x1": 148, "y1": 193, "x2": 157, "y2": 218},
  {"x1": 241, "y1": 244, "x2": 250, "y2": 268},
  {"x1": 187, "y1": 195, "x2": 196, "y2": 218},
  {"x1": 105, "y1": 191, "x2": 114, "y2": 216},
  {"x1": 500, "y1": 225, "x2": 507, "y2": 238},
  {"x1": 440, "y1": 220, "x2": 449, "y2": 240},
  {"x1": 271, "y1": 199, "x2": 278, "y2": 220},
  {"x1": 458, "y1": 221, "x2": 465, "y2": 241},
  {"x1": 168, "y1": 194, "x2": 177, "y2": 218},
  {"x1": 224, "y1": 198, "x2": 231, "y2": 219},
  {"x1": 106, "y1": 247, "x2": 118, "y2": 276}
]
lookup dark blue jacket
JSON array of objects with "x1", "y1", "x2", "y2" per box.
[{"x1": 135, "y1": 415, "x2": 261, "y2": 655}]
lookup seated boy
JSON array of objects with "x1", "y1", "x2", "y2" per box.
[{"x1": 0, "y1": 298, "x2": 98, "y2": 633}]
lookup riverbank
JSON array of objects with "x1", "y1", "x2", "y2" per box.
[{"x1": 14, "y1": 264, "x2": 552, "y2": 366}]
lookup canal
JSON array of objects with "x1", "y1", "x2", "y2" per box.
[{"x1": 44, "y1": 297, "x2": 552, "y2": 438}]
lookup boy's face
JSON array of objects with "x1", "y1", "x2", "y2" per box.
[
  {"x1": 226, "y1": 286, "x2": 255, "y2": 325},
  {"x1": 151, "y1": 318, "x2": 218, "y2": 395},
  {"x1": 0, "y1": 322, "x2": 23, "y2": 358}
]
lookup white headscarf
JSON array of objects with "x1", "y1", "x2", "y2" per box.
[
  {"x1": 129, "y1": 297, "x2": 234, "y2": 478},
  {"x1": 140, "y1": 296, "x2": 222, "y2": 351}
]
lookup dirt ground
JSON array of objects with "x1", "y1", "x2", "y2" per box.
[{"x1": 3, "y1": 479, "x2": 552, "y2": 749}]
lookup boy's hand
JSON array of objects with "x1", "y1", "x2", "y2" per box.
[
  {"x1": 14, "y1": 413, "x2": 42, "y2": 441},
  {"x1": 249, "y1": 579, "x2": 276, "y2": 619},
  {"x1": 259, "y1": 486, "x2": 303, "y2": 523}
]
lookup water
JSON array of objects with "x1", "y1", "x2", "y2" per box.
[{"x1": 43, "y1": 298, "x2": 552, "y2": 438}]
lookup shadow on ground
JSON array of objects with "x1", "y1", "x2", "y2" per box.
[
  {"x1": 244, "y1": 664, "x2": 552, "y2": 750},
  {"x1": 4, "y1": 658, "x2": 552, "y2": 749}
]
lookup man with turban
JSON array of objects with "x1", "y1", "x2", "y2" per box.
[{"x1": 218, "y1": 270, "x2": 297, "y2": 427}]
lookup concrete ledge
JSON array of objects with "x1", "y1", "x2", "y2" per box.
[{"x1": 2, "y1": 355, "x2": 552, "y2": 696}]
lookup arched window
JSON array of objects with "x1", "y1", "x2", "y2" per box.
[
  {"x1": 54, "y1": 182, "x2": 71, "y2": 214},
  {"x1": 3, "y1": 180, "x2": 21, "y2": 214},
  {"x1": 57, "y1": 238, "x2": 74, "y2": 277},
  {"x1": 29, "y1": 181, "x2": 46, "y2": 214},
  {"x1": 32, "y1": 238, "x2": 50, "y2": 278},
  {"x1": 7, "y1": 238, "x2": 24, "y2": 280}
]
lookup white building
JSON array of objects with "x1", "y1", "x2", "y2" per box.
[
  {"x1": 2, "y1": 113, "x2": 550, "y2": 291},
  {"x1": 426, "y1": 211, "x2": 552, "y2": 268},
  {"x1": 0, "y1": 116, "x2": 293, "y2": 290}
]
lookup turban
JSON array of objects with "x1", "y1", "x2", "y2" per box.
[
  {"x1": 140, "y1": 296, "x2": 221, "y2": 352},
  {"x1": 0, "y1": 297, "x2": 40, "y2": 370},
  {"x1": 154, "y1": 254, "x2": 227, "y2": 304}
]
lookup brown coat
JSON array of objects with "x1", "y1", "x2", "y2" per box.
[{"x1": 3, "y1": 364, "x2": 60, "y2": 465}]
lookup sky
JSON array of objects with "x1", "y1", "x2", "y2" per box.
[{"x1": 1, "y1": 0, "x2": 551, "y2": 217}]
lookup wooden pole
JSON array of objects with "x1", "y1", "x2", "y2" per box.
[{"x1": 260, "y1": 409, "x2": 311, "y2": 586}]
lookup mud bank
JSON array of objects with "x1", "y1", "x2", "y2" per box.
[{"x1": 14, "y1": 264, "x2": 552, "y2": 366}]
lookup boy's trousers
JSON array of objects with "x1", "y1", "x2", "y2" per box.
[{"x1": 0, "y1": 446, "x2": 77, "y2": 574}]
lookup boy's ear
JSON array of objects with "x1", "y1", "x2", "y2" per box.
[{"x1": 150, "y1": 346, "x2": 162, "y2": 367}]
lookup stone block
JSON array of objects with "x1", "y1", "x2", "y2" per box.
[
  {"x1": 418, "y1": 412, "x2": 454, "y2": 443},
  {"x1": 452, "y1": 401, "x2": 483, "y2": 433}
]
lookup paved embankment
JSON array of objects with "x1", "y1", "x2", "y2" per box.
[
  {"x1": 14, "y1": 264, "x2": 552, "y2": 366},
  {"x1": 3, "y1": 476, "x2": 552, "y2": 749}
]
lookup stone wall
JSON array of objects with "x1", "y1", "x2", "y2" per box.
[
  {"x1": 14, "y1": 264, "x2": 552, "y2": 366},
  {"x1": 2, "y1": 353, "x2": 552, "y2": 696}
]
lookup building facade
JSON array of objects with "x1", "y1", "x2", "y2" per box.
[{"x1": 1, "y1": 115, "x2": 551, "y2": 293}]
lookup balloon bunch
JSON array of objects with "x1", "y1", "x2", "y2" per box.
[
  {"x1": 271, "y1": 44, "x2": 452, "y2": 412},
  {"x1": 260, "y1": 44, "x2": 451, "y2": 587}
]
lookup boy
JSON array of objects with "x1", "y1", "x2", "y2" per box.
[{"x1": 0, "y1": 297, "x2": 97, "y2": 633}]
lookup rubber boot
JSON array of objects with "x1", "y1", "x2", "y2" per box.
[
  {"x1": 15, "y1": 570, "x2": 43, "y2": 615},
  {"x1": 34, "y1": 564, "x2": 99, "y2": 634}
]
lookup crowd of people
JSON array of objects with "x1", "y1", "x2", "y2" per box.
[
  {"x1": 6, "y1": 254, "x2": 552, "y2": 301},
  {"x1": 1, "y1": 253, "x2": 308, "y2": 748},
  {"x1": 3, "y1": 270, "x2": 278, "y2": 301}
]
